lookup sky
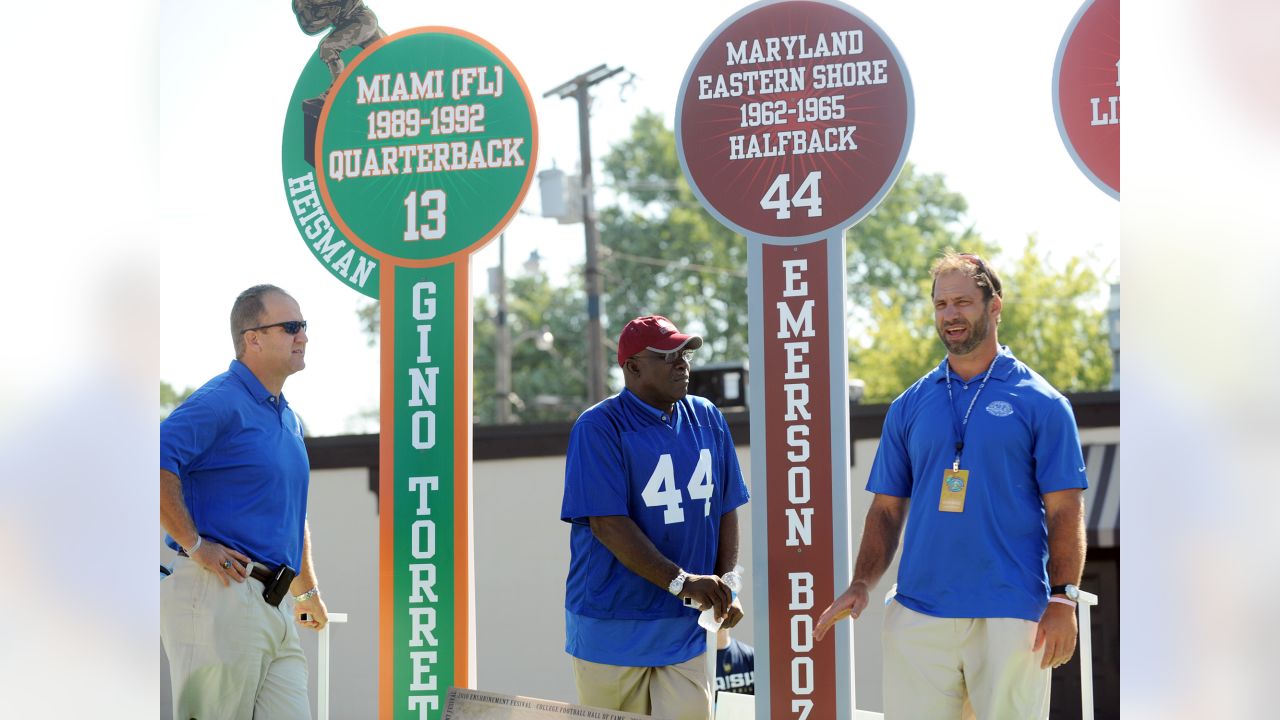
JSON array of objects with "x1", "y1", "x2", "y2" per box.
[{"x1": 155, "y1": 0, "x2": 1119, "y2": 437}]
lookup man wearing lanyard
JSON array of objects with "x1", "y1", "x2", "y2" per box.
[{"x1": 813, "y1": 252, "x2": 1087, "y2": 719}]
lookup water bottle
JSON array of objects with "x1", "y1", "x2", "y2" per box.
[{"x1": 698, "y1": 565, "x2": 744, "y2": 631}]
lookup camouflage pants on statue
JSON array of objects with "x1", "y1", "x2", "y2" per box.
[{"x1": 318, "y1": 7, "x2": 386, "y2": 80}]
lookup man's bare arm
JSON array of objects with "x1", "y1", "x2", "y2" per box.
[
  {"x1": 160, "y1": 469, "x2": 249, "y2": 585},
  {"x1": 589, "y1": 515, "x2": 733, "y2": 619},
  {"x1": 291, "y1": 519, "x2": 329, "y2": 630},
  {"x1": 814, "y1": 493, "x2": 909, "y2": 641},
  {"x1": 1034, "y1": 488, "x2": 1086, "y2": 668}
]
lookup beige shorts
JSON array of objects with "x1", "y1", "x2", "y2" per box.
[
  {"x1": 161, "y1": 556, "x2": 309, "y2": 720},
  {"x1": 572, "y1": 653, "x2": 712, "y2": 720},
  {"x1": 882, "y1": 600, "x2": 1051, "y2": 720}
]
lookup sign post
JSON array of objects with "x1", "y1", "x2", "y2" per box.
[
  {"x1": 1053, "y1": 0, "x2": 1120, "y2": 199},
  {"x1": 282, "y1": 27, "x2": 537, "y2": 719},
  {"x1": 676, "y1": 2, "x2": 912, "y2": 718}
]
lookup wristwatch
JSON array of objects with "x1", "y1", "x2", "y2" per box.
[
  {"x1": 1050, "y1": 584, "x2": 1080, "y2": 601},
  {"x1": 668, "y1": 569, "x2": 689, "y2": 596}
]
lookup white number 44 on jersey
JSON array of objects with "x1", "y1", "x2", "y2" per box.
[{"x1": 642, "y1": 450, "x2": 714, "y2": 524}]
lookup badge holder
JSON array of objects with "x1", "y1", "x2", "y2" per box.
[{"x1": 939, "y1": 466, "x2": 969, "y2": 513}]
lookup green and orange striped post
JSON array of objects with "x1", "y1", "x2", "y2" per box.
[{"x1": 282, "y1": 26, "x2": 537, "y2": 719}]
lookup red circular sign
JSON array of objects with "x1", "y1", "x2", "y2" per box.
[
  {"x1": 1053, "y1": 0, "x2": 1120, "y2": 199},
  {"x1": 677, "y1": 0, "x2": 912, "y2": 240}
]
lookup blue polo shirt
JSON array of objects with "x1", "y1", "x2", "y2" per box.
[
  {"x1": 161, "y1": 360, "x2": 310, "y2": 570},
  {"x1": 562, "y1": 389, "x2": 749, "y2": 666},
  {"x1": 867, "y1": 347, "x2": 1087, "y2": 621}
]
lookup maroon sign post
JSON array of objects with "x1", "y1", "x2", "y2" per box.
[
  {"x1": 677, "y1": 2, "x2": 912, "y2": 718},
  {"x1": 1053, "y1": 0, "x2": 1120, "y2": 199}
]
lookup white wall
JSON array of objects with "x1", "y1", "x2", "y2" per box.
[
  {"x1": 160, "y1": 467, "x2": 378, "y2": 719},
  {"x1": 161, "y1": 448, "x2": 755, "y2": 717},
  {"x1": 162, "y1": 425, "x2": 1114, "y2": 716}
]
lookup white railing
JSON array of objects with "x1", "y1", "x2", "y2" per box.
[
  {"x1": 1077, "y1": 589, "x2": 1099, "y2": 720},
  {"x1": 317, "y1": 612, "x2": 348, "y2": 720}
]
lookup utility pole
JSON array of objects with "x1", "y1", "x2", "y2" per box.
[
  {"x1": 545, "y1": 64, "x2": 626, "y2": 406},
  {"x1": 494, "y1": 232, "x2": 512, "y2": 423}
]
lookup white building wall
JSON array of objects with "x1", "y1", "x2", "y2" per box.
[
  {"x1": 161, "y1": 447, "x2": 755, "y2": 717},
  {"x1": 162, "y1": 424, "x2": 1114, "y2": 717}
]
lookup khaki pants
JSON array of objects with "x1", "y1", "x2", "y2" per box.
[
  {"x1": 882, "y1": 601, "x2": 1051, "y2": 720},
  {"x1": 572, "y1": 653, "x2": 712, "y2": 720},
  {"x1": 161, "y1": 556, "x2": 310, "y2": 720}
]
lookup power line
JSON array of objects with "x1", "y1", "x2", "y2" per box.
[{"x1": 602, "y1": 248, "x2": 747, "y2": 278}]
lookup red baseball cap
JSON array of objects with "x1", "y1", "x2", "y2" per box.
[{"x1": 617, "y1": 315, "x2": 703, "y2": 366}]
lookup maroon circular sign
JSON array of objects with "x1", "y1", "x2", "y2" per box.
[
  {"x1": 677, "y1": 0, "x2": 913, "y2": 240},
  {"x1": 1053, "y1": 0, "x2": 1120, "y2": 199}
]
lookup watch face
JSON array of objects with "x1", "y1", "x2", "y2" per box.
[{"x1": 1065, "y1": 585, "x2": 1080, "y2": 600}]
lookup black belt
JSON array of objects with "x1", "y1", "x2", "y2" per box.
[
  {"x1": 177, "y1": 550, "x2": 275, "y2": 584},
  {"x1": 177, "y1": 550, "x2": 296, "y2": 606},
  {"x1": 248, "y1": 563, "x2": 275, "y2": 585}
]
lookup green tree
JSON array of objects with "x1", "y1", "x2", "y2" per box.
[
  {"x1": 845, "y1": 161, "x2": 1000, "y2": 325},
  {"x1": 472, "y1": 268, "x2": 589, "y2": 424},
  {"x1": 355, "y1": 112, "x2": 1113, "y2": 422},
  {"x1": 998, "y1": 239, "x2": 1113, "y2": 393},
  {"x1": 851, "y1": 237, "x2": 1112, "y2": 402},
  {"x1": 599, "y1": 110, "x2": 750, "y2": 362},
  {"x1": 160, "y1": 380, "x2": 196, "y2": 419},
  {"x1": 355, "y1": 268, "x2": 591, "y2": 425},
  {"x1": 844, "y1": 160, "x2": 999, "y2": 398},
  {"x1": 851, "y1": 286, "x2": 938, "y2": 401}
]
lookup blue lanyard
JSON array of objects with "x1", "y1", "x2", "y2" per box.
[{"x1": 943, "y1": 354, "x2": 998, "y2": 471}]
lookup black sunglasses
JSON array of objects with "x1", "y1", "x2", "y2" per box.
[{"x1": 241, "y1": 320, "x2": 307, "y2": 335}]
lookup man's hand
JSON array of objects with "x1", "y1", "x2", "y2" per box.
[
  {"x1": 190, "y1": 539, "x2": 252, "y2": 587},
  {"x1": 295, "y1": 592, "x2": 329, "y2": 631},
  {"x1": 813, "y1": 580, "x2": 871, "y2": 642},
  {"x1": 680, "y1": 574, "x2": 734, "y2": 621},
  {"x1": 719, "y1": 596, "x2": 745, "y2": 629},
  {"x1": 1033, "y1": 601, "x2": 1078, "y2": 669}
]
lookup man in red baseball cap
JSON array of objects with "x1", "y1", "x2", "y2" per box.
[
  {"x1": 615, "y1": 315, "x2": 705, "y2": 367},
  {"x1": 560, "y1": 315, "x2": 749, "y2": 720}
]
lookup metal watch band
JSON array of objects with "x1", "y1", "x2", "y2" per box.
[{"x1": 668, "y1": 570, "x2": 688, "y2": 596}]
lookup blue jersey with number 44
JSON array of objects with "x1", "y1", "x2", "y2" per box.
[{"x1": 562, "y1": 389, "x2": 749, "y2": 621}]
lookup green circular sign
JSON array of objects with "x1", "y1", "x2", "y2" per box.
[
  {"x1": 283, "y1": 45, "x2": 383, "y2": 296},
  {"x1": 282, "y1": 27, "x2": 537, "y2": 282}
]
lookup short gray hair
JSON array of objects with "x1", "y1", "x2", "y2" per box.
[{"x1": 231, "y1": 284, "x2": 290, "y2": 358}]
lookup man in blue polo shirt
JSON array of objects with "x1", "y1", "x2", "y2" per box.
[
  {"x1": 562, "y1": 315, "x2": 750, "y2": 720},
  {"x1": 814, "y1": 253, "x2": 1087, "y2": 719},
  {"x1": 160, "y1": 284, "x2": 329, "y2": 720}
]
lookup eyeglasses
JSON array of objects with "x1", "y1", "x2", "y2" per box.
[
  {"x1": 957, "y1": 254, "x2": 1002, "y2": 298},
  {"x1": 637, "y1": 348, "x2": 695, "y2": 364},
  {"x1": 240, "y1": 320, "x2": 307, "y2": 335}
]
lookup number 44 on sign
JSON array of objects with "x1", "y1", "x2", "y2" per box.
[{"x1": 761, "y1": 171, "x2": 822, "y2": 220}]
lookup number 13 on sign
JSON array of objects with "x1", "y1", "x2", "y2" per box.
[
  {"x1": 403, "y1": 189, "x2": 447, "y2": 241},
  {"x1": 761, "y1": 170, "x2": 822, "y2": 220}
]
